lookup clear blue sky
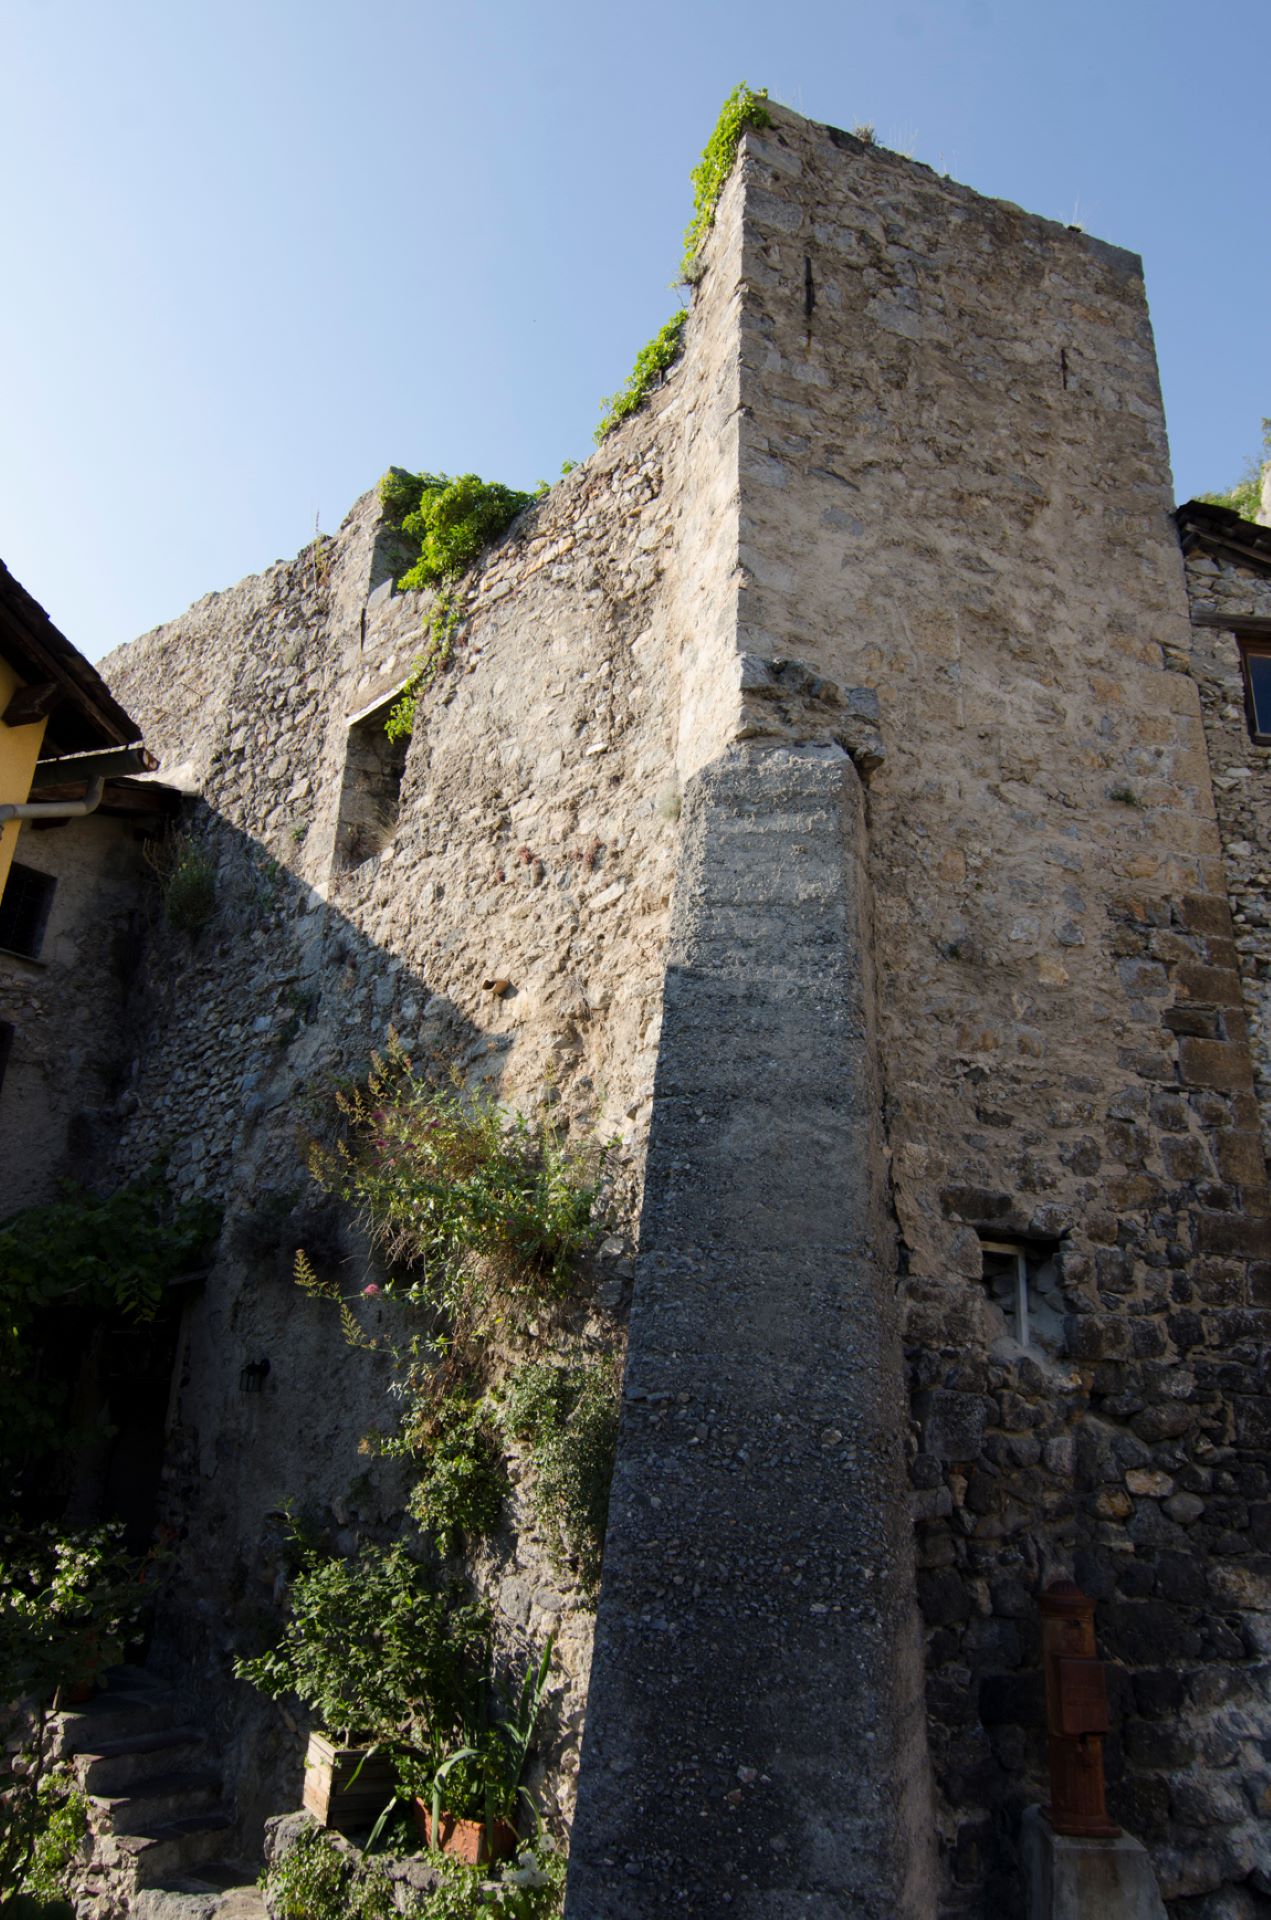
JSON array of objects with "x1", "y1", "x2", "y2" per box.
[{"x1": 3, "y1": 0, "x2": 1268, "y2": 662}]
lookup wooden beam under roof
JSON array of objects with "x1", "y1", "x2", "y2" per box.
[{"x1": 0, "y1": 559, "x2": 141, "y2": 755}]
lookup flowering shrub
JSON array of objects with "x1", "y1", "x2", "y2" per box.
[{"x1": 303, "y1": 1039, "x2": 606, "y2": 1354}]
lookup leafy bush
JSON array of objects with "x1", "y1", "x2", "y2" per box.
[
  {"x1": 681, "y1": 83, "x2": 771, "y2": 279},
  {"x1": 146, "y1": 831, "x2": 217, "y2": 933},
  {"x1": 234, "y1": 1539, "x2": 489, "y2": 1750},
  {"x1": 261, "y1": 1827, "x2": 566, "y2": 1920},
  {"x1": 404, "y1": 1393, "x2": 507, "y2": 1556},
  {"x1": 379, "y1": 472, "x2": 534, "y2": 593},
  {"x1": 305, "y1": 1041, "x2": 606, "y2": 1347},
  {"x1": 428, "y1": 1846, "x2": 566, "y2": 1919},
  {"x1": 0, "y1": 1175, "x2": 219, "y2": 1483},
  {"x1": 0, "y1": 1526, "x2": 142, "y2": 1905},
  {"x1": 502, "y1": 1361, "x2": 620, "y2": 1596},
  {"x1": 262, "y1": 1826, "x2": 396, "y2": 1920},
  {"x1": 594, "y1": 312, "x2": 687, "y2": 444}
]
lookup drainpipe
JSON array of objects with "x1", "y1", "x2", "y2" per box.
[{"x1": 0, "y1": 776, "x2": 105, "y2": 824}]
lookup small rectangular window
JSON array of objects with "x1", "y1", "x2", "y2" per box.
[
  {"x1": 0, "y1": 863, "x2": 56, "y2": 959},
  {"x1": 1240, "y1": 642, "x2": 1271, "y2": 745},
  {"x1": 979, "y1": 1233, "x2": 1064, "y2": 1357},
  {"x1": 336, "y1": 692, "x2": 411, "y2": 869}
]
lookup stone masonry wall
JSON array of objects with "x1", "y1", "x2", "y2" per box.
[
  {"x1": 0, "y1": 809, "x2": 156, "y2": 1209},
  {"x1": 724, "y1": 109, "x2": 1271, "y2": 1916},
  {"x1": 98, "y1": 391, "x2": 698, "y2": 1855},
  {"x1": 89, "y1": 102, "x2": 1271, "y2": 1913},
  {"x1": 1179, "y1": 519, "x2": 1271, "y2": 1162},
  {"x1": 568, "y1": 742, "x2": 936, "y2": 1920}
]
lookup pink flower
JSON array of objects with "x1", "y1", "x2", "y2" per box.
[{"x1": 362, "y1": 1283, "x2": 382, "y2": 1298}]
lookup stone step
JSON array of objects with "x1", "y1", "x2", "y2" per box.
[
  {"x1": 55, "y1": 1686, "x2": 180, "y2": 1756},
  {"x1": 103, "y1": 1662, "x2": 171, "y2": 1694},
  {"x1": 97, "y1": 1766, "x2": 223, "y2": 1834},
  {"x1": 159, "y1": 1861, "x2": 261, "y2": 1894},
  {"x1": 133, "y1": 1881, "x2": 265, "y2": 1920},
  {"x1": 114, "y1": 1808, "x2": 235, "y2": 1886},
  {"x1": 76, "y1": 1726, "x2": 209, "y2": 1794}
]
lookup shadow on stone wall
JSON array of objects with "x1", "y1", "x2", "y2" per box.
[{"x1": 112, "y1": 796, "x2": 519, "y2": 1860}]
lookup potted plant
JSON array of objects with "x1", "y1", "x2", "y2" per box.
[
  {"x1": 234, "y1": 1538, "x2": 488, "y2": 1834},
  {"x1": 407, "y1": 1638, "x2": 553, "y2": 1864}
]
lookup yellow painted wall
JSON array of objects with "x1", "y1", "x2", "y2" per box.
[{"x1": 0, "y1": 658, "x2": 49, "y2": 895}]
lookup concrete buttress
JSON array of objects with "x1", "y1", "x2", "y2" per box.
[{"x1": 566, "y1": 742, "x2": 936, "y2": 1918}]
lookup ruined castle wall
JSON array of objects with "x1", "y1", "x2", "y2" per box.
[
  {"x1": 95, "y1": 247, "x2": 752, "y2": 1848},
  {"x1": 1180, "y1": 533, "x2": 1271, "y2": 1161},
  {"x1": 726, "y1": 110, "x2": 1271, "y2": 1915},
  {"x1": 662, "y1": 157, "x2": 747, "y2": 778}
]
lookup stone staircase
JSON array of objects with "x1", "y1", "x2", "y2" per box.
[{"x1": 55, "y1": 1666, "x2": 264, "y2": 1918}]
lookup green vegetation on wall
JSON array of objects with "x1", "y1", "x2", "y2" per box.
[
  {"x1": 376, "y1": 471, "x2": 540, "y2": 735},
  {"x1": 293, "y1": 1040, "x2": 622, "y2": 1591},
  {"x1": 0, "y1": 1174, "x2": 219, "y2": 1485},
  {"x1": 592, "y1": 83, "x2": 770, "y2": 445},
  {"x1": 145, "y1": 831, "x2": 217, "y2": 934},
  {"x1": 382, "y1": 472, "x2": 537, "y2": 593},
  {"x1": 1199, "y1": 417, "x2": 1269, "y2": 523},
  {"x1": 593, "y1": 312, "x2": 687, "y2": 445},
  {"x1": 681, "y1": 83, "x2": 771, "y2": 281},
  {"x1": 502, "y1": 1361, "x2": 620, "y2": 1596}
]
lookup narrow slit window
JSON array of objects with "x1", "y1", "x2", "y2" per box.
[
  {"x1": 0, "y1": 863, "x2": 57, "y2": 959},
  {"x1": 1240, "y1": 642, "x2": 1271, "y2": 745}
]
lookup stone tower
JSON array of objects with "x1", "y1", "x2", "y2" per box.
[{"x1": 86, "y1": 105, "x2": 1271, "y2": 1917}]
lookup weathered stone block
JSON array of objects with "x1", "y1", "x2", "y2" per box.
[
  {"x1": 915, "y1": 1388, "x2": 992, "y2": 1462},
  {"x1": 1180, "y1": 895, "x2": 1236, "y2": 938},
  {"x1": 1179, "y1": 1038, "x2": 1253, "y2": 1093},
  {"x1": 1020, "y1": 1805, "x2": 1167, "y2": 1920}
]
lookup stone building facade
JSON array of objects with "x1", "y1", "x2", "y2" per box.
[{"x1": 78, "y1": 105, "x2": 1271, "y2": 1917}]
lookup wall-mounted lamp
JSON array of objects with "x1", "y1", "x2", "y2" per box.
[{"x1": 240, "y1": 1357, "x2": 271, "y2": 1394}]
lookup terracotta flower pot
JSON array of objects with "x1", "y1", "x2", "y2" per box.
[{"x1": 412, "y1": 1799, "x2": 518, "y2": 1864}]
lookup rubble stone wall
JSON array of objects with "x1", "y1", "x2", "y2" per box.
[
  {"x1": 1180, "y1": 526, "x2": 1271, "y2": 1163},
  {"x1": 725, "y1": 108, "x2": 1271, "y2": 1916},
  {"x1": 0, "y1": 810, "x2": 155, "y2": 1208},
  {"x1": 98, "y1": 392, "x2": 696, "y2": 1854},
  {"x1": 89, "y1": 103, "x2": 1271, "y2": 1916}
]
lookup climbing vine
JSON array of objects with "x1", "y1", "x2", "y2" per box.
[
  {"x1": 294, "y1": 1039, "x2": 622, "y2": 1588},
  {"x1": 593, "y1": 312, "x2": 687, "y2": 445},
  {"x1": 593, "y1": 84, "x2": 770, "y2": 444},
  {"x1": 681, "y1": 83, "x2": 771, "y2": 281},
  {"x1": 377, "y1": 471, "x2": 541, "y2": 734},
  {"x1": 384, "y1": 590, "x2": 464, "y2": 742}
]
